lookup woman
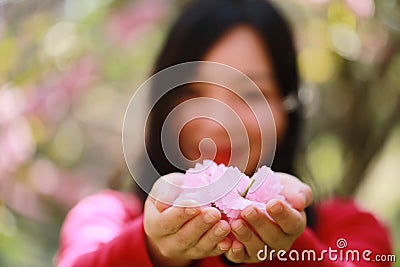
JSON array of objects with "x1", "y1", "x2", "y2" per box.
[{"x1": 57, "y1": 0, "x2": 392, "y2": 266}]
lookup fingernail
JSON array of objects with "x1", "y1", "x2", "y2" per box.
[
  {"x1": 233, "y1": 247, "x2": 242, "y2": 255},
  {"x1": 214, "y1": 226, "x2": 227, "y2": 237},
  {"x1": 155, "y1": 200, "x2": 170, "y2": 212},
  {"x1": 203, "y1": 212, "x2": 218, "y2": 223},
  {"x1": 218, "y1": 243, "x2": 230, "y2": 251},
  {"x1": 185, "y1": 207, "x2": 199, "y2": 216},
  {"x1": 269, "y1": 200, "x2": 283, "y2": 215},
  {"x1": 243, "y1": 207, "x2": 256, "y2": 219}
]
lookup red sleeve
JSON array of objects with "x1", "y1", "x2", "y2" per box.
[{"x1": 56, "y1": 190, "x2": 154, "y2": 267}]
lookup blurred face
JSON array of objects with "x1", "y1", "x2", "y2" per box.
[{"x1": 178, "y1": 25, "x2": 287, "y2": 174}]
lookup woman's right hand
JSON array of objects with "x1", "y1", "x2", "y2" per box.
[{"x1": 143, "y1": 173, "x2": 232, "y2": 267}]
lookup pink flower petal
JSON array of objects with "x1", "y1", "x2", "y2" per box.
[
  {"x1": 174, "y1": 161, "x2": 285, "y2": 220},
  {"x1": 182, "y1": 160, "x2": 227, "y2": 187},
  {"x1": 247, "y1": 166, "x2": 285, "y2": 204}
]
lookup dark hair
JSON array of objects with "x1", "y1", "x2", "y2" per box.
[{"x1": 147, "y1": 0, "x2": 301, "y2": 176}]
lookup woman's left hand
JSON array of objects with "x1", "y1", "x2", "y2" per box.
[{"x1": 224, "y1": 172, "x2": 313, "y2": 263}]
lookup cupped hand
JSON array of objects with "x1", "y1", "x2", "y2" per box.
[
  {"x1": 144, "y1": 173, "x2": 232, "y2": 267},
  {"x1": 225, "y1": 172, "x2": 312, "y2": 263}
]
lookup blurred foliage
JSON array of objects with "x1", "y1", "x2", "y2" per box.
[{"x1": 0, "y1": 0, "x2": 399, "y2": 266}]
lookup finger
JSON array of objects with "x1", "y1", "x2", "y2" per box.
[
  {"x1": 277, "y1": 173, "x2": 313, "y2": 210},
  {"x1": 241, "y1": 206, "x2": 288, "y2": 250},
  {"x1": 216, "y1": 237, "x2": 232, "y2": 255},
  {"x1": 225, "y1": 240, "x2": 246, "y2": 263},
  {"x1": 146, "y1": 199, "x2": 201, "y2": 236},
  {"x1": 155, "y1": 197, "x2": 200, "y2": 212},
  {"x1": 231, "y1": 219, "x2": 264, "y2": 260},
  {"x1": 186, "y1": 220, "x2": 231, "y2": 257},
  {"x1": 166, "y1": 207, "x2": 221, "y2": 250},
  {"x1": 266, "y1": 199, "x2": 306, "y2": 236}
]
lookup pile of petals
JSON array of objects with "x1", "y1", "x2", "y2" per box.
[{"x1": 174, "y1": 160, "x2": 285, "y2": 220}]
